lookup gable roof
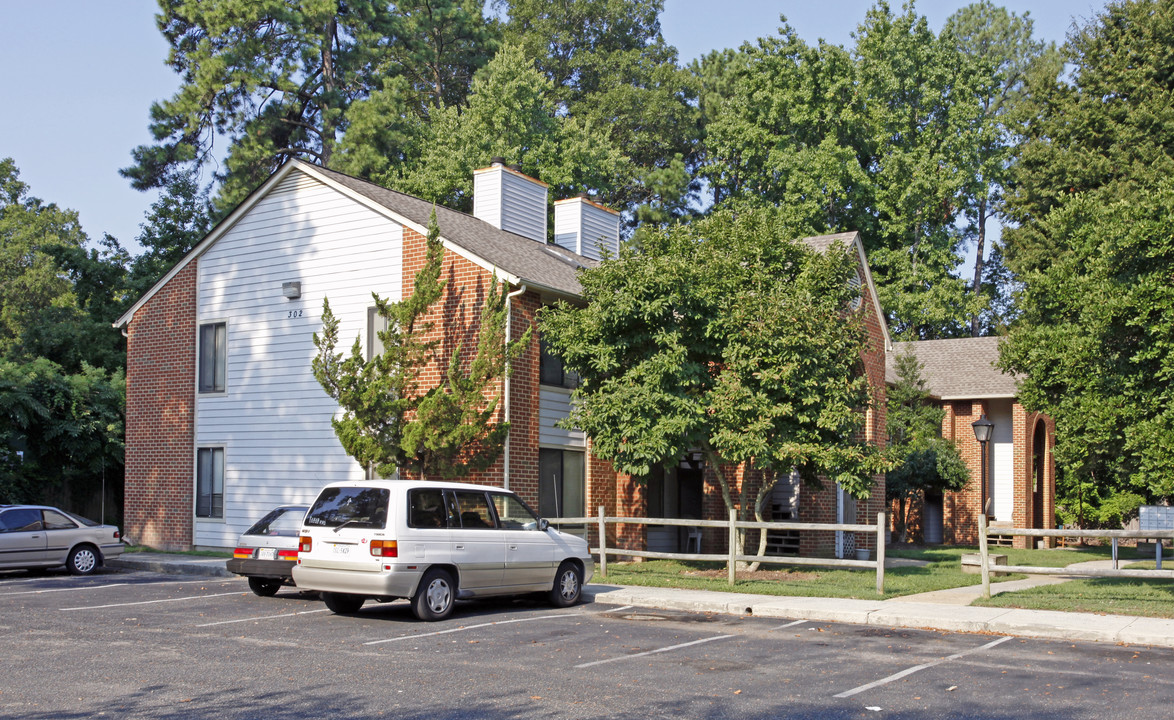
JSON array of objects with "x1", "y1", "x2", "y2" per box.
[
  {"x1": 887, "y1": 336, "x2": 1017, "y2": 400},
  {"x1": 114, "y1": 160, "x2": 595, "y2": 328},
  {"x1": 800, "y1": 231, "x2": 892, "y2": 352}
]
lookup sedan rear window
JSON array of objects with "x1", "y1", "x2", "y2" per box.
[
  {"x1": 245, "y1": 507, "x2": 308, "y2": 536},
  {"x1": 305, "y1": 488, "x2": 390, "y2": 529}
]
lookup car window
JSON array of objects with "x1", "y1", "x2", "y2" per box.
[
  {"x1": 490, "y1": 493, "x2": 540, "y2": 530},
  {"x1": 244, "y1": 507, "x2": 307, "y2": 536},
  {"x1": 408, "y1": 490, "x2": 448, "y2": 529},
  {"x1": 0, "y1": 508, "x2": 43, "y2": 532},
  {"x1": 62, "y1": 511, "x2": 99, "y2": 527},
  {"x1": 42, "y1": 509, "x2": 78, "y2": 530},
  {"x1": 453, "y1": 491, "x2": 495, "y2": 529},
  {"x1": 304, "y1": 487, "x2": 390, "y2": 529}
]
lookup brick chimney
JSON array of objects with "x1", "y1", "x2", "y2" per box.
[{"x1": 473, "y1": 158, "x2": 548, "y2": 243}]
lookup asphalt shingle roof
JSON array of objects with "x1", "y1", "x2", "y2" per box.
[
  {"x1": 312, "y1": 165, "x2": 593, "y2": 298},
  {"x1": 887, "y1": 336, "x2": 1017, "y2": 399}
]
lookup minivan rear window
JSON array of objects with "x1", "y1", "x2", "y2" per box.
[{"x1": 304, "y1": 487, "x2": 390, "y2": 529}]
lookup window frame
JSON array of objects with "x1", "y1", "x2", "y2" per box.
[
  {"x1": 197, "y1": 321, "x2": 228, "y2": 395},
  {"x1": 538, "y1": 448, "x2": 586, "y2": 519},
  {"x1": 195, "y1": 446, "x2": 226, "y2": 520}
]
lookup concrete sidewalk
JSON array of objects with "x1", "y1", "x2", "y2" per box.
[{"x1": 108, "y1": 552, "x2": 1174, "y2": 650}]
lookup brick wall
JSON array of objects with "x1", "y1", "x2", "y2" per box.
[{"x1": 123, "y1": 263, "x2": 197, "y2": 550}]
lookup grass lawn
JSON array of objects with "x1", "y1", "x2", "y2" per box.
[
  {"x1": 593, "y1": 545, "x2": 1117, "y2": 601},
  {"x1": 125, "y1": 545, "x2": 231, "y2": 558},
  {"x1": 974, "y1": 577, "x2": 1174, "y2": 618}
]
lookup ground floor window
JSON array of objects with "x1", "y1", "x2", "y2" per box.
[
  {"x1": 538, "y1": 448, "x2": 584, "y2": 518},
  {"x1": 196, "y1": 447, "x2": 224, "y2": 518}
]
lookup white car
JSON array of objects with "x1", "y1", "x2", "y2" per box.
[{"x1": 292, "y1": 480, "x2": 593, "y2": 620}]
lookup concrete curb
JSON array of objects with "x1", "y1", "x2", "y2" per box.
[
  {"x1": 108, "y1": 555, "x2": 235, "y2": 578},
  {"x1": 585, "y1": 584, "x2": 1174, "y2": 649}
]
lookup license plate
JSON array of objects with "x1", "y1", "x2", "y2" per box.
[
  {"x1": 257, "y1": 548, "x2": 276, "y2": 561},
  {"x1": 331, "y1": 544, "x2": 351, "y2": 555}
]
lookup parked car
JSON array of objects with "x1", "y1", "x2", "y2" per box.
[
  {"x1": 226, "y1": 505, "x2": 309, "y2": 596},
  {"x1": 292, "y1": 480, "x2": 593, "y2": 620},
  {"x1": 0, "y1": 504, "x2": 124, "y2": 575}
]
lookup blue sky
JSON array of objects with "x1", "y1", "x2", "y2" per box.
[{"x1": 0, "y1": 0, "x2": 1107, "y2": 252}]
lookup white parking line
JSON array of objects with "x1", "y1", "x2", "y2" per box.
[
  {"x1": 365, "y1": 613, "x2": 586, "y2": 645},
  {"x1": 575, "y1": 634, "x2": 734, "y2": 669},
  {"x1": 769, "y1": 620, "x2": 807, "y2": 631},
  {"x1": 196, "y1": 609, "x2": 330, "y2": 627},
  {"x1": 0, "y1": 583, "x2": 128, "y2": 597},
  {"x1": 834, "y1": 636, "x2": 1013, "y2": 698},
  {"x1": 60, "y1": 591, "x2": 244, "y2": 611}
]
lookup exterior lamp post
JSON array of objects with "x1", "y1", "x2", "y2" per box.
[{"x1": 972, "y1": 414, "x2": 994, "y2": 517}]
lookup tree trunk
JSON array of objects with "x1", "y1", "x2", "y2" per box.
[{"x1": 970, "y1": 196, "x2": 987, "y2": 337}]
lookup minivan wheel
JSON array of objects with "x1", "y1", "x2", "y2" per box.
[
  {"x1": 412, "y1": 568, "x2": 455, "y2": 621},
  {"x1": 322, "y1": 592, "x2": 365, "y2": 614},
  {"x1": 549, "y1": 561, "x2": 582, "y2": 607},
  {"x1": 248, "y1": 577, "x2": 282, "y2": 597},
  {"x1": 67, "y1": 545, "x2": 99, "y2": 576}
]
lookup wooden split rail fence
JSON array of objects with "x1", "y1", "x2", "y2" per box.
[
  {"x1": 547, "y1": 507, "x2": 890, "y2": 594},
  {"x1": 977, "y1": 514, "x2": 1174, "y2": 599}
]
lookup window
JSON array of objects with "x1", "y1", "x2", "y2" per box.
[
  {"x1": 42, "y1": 509, "x2": 78, "y2": 530},
  {"x1": 198, "y1": 322, "x2": 227, "y2": 393},
  {"x1": 540, "y1": 338, "x2": 579, "y2": 388},
  {"x1": 491, "y1": 493, "x2": 541, "y2": 530},
  {"x1": 196, "y1": 447, "x2": 225, "y2": 519},
  {"x1": 0, "y1": 508, "x2": 42, "y2": 532},
  {"x1": 453, "y1": 491, "x2": 495, "y2": 529},
  {"x1": 539, "y1": 449, "x2": 585, "y2": 518},
  {"x1": 304, "y1": 486, "x2": 390, "y2": 528},
  {"x1": 408, "y1": 489, "x2": 448, "y2": 529},
  {"x1": 367, "y1": 307, "x2": 389, "y2": 360}
]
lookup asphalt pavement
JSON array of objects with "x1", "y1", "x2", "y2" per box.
[{"x1": 108, "y1": 551, "x2": 1174, "y2": 650}]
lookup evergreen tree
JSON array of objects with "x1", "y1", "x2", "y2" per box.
[
  {"x1": 885, "y1": 345, "x2": 970, "y2": 542},
  {"x1": 312, "y1": 210, "x2": 529, "y2": 478}
]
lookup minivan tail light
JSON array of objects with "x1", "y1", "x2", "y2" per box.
[
  {"x1": 299, "y1": 536, "x2": 312, "y2": 553},
  {"x1": 277, "y1": 549, "x2": 298, "y2": 560},
  {"x1": 370, "y1": 540, "x2": 398, "y2": 557},
  {"x1": 233, "y1": 547, "x2": 253, "y2": 559}
]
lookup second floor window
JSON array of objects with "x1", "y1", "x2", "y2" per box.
[
  {"x1": 198, "y1": 322, "x2": 226, "y2": 393},
  {"x1": 539, "y1": 339, "x2": 579, "y2": 389}
]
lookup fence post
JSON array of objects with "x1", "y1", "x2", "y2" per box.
[
  {"x1": 876, "y1": 511, "x2": 886, "y2": 595},
  {"x1": 1157, "y1": 539, "x2": 1163, "y2": 571},
  {"x1": 728, "y1": 508, "x2": 737, "y2": 587},
  {"x1": 1112, "y1": 537, "x2": 1118, "y2": 570},
  {"x1": 598, "y1": 505, "x2": 607, "y2": 579},
  {"x1": 979, "y1": 512, "x2": 991, "y2": 599}
]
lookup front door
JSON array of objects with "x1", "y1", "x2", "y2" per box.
[
  {"x1": 1032, "y1": 421, "x2": 1047, "y2": 529},
  {"x1": 491, "y1": 492, "x2": 554, "y2": 588}
]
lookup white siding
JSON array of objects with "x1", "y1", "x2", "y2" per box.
[
  {"x1": 989, "y1": 400, "x2": 1015, "y2": 522},
  {"x1": 194, "y1": 170, "x2": 403, "y2": 547},
  {"x1": 538, "y1": 386, "x2": 585, "y2": 448},
  {"x1": 473, "y1": 165, "x2": 547, "y2": 243},
  {"x1": 554, "y1": 198, "x2": 620, "y2": 260}
]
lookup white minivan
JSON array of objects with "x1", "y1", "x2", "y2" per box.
[{"x1": 292, "y1": 479, "x2": 593, "y2": 620}]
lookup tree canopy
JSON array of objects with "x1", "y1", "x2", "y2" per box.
[{"x1": 540, "y1": 209, "x2": 889, "y2": 529}]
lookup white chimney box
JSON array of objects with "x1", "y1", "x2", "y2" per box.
[
  {"x1": 473, "y1": 160, "x2": 548, "y2": 243},
  {"x1": 553, "y1": 196, "x2": 621, "y2": 260}
]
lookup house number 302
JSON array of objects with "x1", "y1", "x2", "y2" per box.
[{"x1": 288, "y1": 310, "x2": 303, "y2": 319}]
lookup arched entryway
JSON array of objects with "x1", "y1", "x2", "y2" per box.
[{"x1": 1031, "y1": 420, "x2": 1047, "y2": 529}]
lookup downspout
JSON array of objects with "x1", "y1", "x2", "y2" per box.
[{"x1": 502, "y1": 283, "x2": 528, "y2": 491}]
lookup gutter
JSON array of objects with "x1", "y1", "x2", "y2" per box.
[{"x1": 502, "y1": 283, "x2": 529, "y2": 490}]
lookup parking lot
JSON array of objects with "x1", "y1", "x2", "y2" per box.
[{"x1": 3, "y1": 567, "x2": 1173, "y2": 719}]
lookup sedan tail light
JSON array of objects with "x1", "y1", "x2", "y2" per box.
[
  {"x1": 299, "y1": 536, "x2": 312, "y2": 553},
  {"x1": 233, "y1": 547, "x2": 253, "y2": 559},
  {"x1": 370, "y1": 540, "x2": 397, "y2": 557},
  {"x1": 277, "y1": 549, "x2": 298, "y2": 560}
]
